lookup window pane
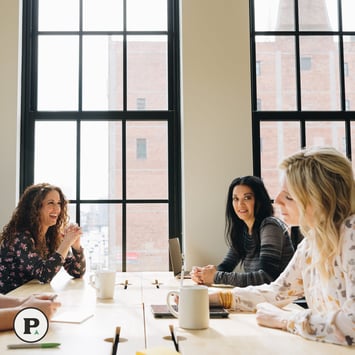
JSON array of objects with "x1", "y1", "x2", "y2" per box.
[
  {"x1": 38, "y1": 36, "x2": 79, "y2": 111},
  {"x1": 127, "y1": 36, "x2": 168, "y2": 110},
  {"x1": 299, "y1": 36, "x2": 340, "y2": 110},
  {"x1": 305, "y1": 121, "x2": 346, "y2": 151},
  {"x1": 81, "y1": 121, "x2": 122, "y2": 199},
  {"x1": 34, "y1": 121, "x2": 77, "y2": 199},
  {"x1": 343, "y1": 36, "x2": 355, "y2": 111},
  {"x1": 126, "y1": 204, "x2": 168, "y2": 272},
  {"x1": 299, "y1": 0, "x2": 338, "y2": 31},
  {"x1": 127, "y1": 0, "x2": 167, "y2": 31},
  {"x1": 83, "y1": 0, "x2": 123, "y2": 31},
  {"x1": 83, "y1": 36, "x2": 123, "y2": 110},
  {"x1": 80, "y1": 204, "x2": 122, "y2": 271},
  {"x1": 126, "y1": 121, "x2": 168, "y2": 199},
  {"x1": 260, "y1": 121, "x2": 300, "y2": 200},
  {"x1": 254, "y1": 0, "x2": 292, "y2": 31},
  {"x1": 341, "y1": 0, "x2": 355, "y2": 31},
  {"x1": 38, "y1": 0, "x2": 79, "y2": 31},
  {"x1": 255, "y1": 36, "x2": 296, "y2": 110}
]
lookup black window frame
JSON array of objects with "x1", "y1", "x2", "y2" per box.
[
  {"x1": 250, "y1": 0, "x2": 353, "y2": 178},
  {"x1": 20, "y1": 0, "x2": 182, "y2": 271}
]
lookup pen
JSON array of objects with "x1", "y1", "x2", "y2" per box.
[
  {"x1": 124, "y1": 280, "x2": 128, "y2": 289},
  {"x1": 50, "y1": 294, "x2": 58, "y2": 301},
  {"x1": 169, "y1": 324, "x2": 179, "y2": 352},
  {"x1": 155, "y1": 279, "x2": 160, "y2": 289},
  {"x1": 7, "y1": 343, "x2": 61, "y2": 349},
  {"x1": 111, "y1": 326, "x2": 121, "y2": 355}
]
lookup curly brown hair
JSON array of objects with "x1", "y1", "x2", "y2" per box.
[{"x1": 0, "y1": 183, "x2": 69, "y2": 255}]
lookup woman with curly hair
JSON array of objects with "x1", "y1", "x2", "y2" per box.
[
  {"x1": 191, "y1": 175, "x2": 294, "y2": 286},
  {"x1": 210, "y1": 147, "x2": 355, "y2": 346},
  {"x1": 0, "y1": 183, "x2": 86, "y2": 294}
]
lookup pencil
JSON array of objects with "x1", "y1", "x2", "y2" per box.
[
  {"x1": 50, "y1": 294, "x2": 58, "y2": 301},
  {"x1": 169, "y1": 324, "x2": 179, "y2": 352},
  {"x1": 111, "y1": 326, "x2": 121, "y2": 355}
]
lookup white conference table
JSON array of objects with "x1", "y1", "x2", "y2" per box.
[{"x1": 0, "y1": 270, "x2": 353, "y2": 354}]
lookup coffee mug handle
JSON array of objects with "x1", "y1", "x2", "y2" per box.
[
  {"x1": 166, "y1": 290, "x2": 179, "y2": 318},
  {"x1": 89, "y1": 274, "x2": 98, "y2": 291}
]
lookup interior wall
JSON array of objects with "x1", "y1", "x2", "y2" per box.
[
  {"x1": 181, "y1": 0, "x2": 253, "y2": 268},
  {"x1": 0, "y1": 0, "x2": 253, "y2": 268},
  {"x1": 0, "y1": 0, "x2": 21, "y2": 228}
]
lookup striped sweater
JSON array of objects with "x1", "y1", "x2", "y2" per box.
[{"x1": 214, "y1": 217, "x2": 294, "y2": 286}]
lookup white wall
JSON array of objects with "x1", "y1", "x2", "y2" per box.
[
  {"x1": 0, "y1": 0, "x2": 253, "y2": 267},
  {"x1": 0, "y1": 0, "x2": 21, "y2": 228},
  {"x1": 181, "y1": 0, "x2": 252, "y2": 268}
]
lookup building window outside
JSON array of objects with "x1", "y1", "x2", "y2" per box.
[
  {"x1": 300, "y1": 56, "x2": 312, "y2": 71},
  {"x1": 136, "y1": 98, "x2": 146, "y2": 110},
  {"x1": 251, "y1": 0, "x2": 354, "y2": 203},
  {"x1": 136, "y1": 138, "x2": 147, "y2": 160},
  {"x1": 344, "y1": 62, "x2": 349, "y2": 77},
  {"x1": 21, "y1": 0, "x2": 181, "y2": 272},
  {"x1": 256, "y1": 60, "x2": 261, "y2": 76}
]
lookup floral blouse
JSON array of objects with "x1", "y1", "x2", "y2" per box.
[
  {"x1": 229, "y1": 214, "x2": 355, "y2": 346},
  {"x1": 0, "y1": 231, "x2": 86, "y2": 294}
]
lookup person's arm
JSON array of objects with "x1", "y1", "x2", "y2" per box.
[
  {"x1": 57, "y1": 224, "x2": 86, "y2": 278},
  {"x1": 209, "y1": 241, "x2": 306, "y2": 310},
  {"x1": 0, "y1": 294, "x2": 61, "y2": 331},
  {"x1": 192, "y1": 248, "x2": 241, "y2": 285},
  {"x1": 0, "y1": 307, "x2": 22, "y2": 331},
  {"x1": 62, "y1": 245, "x2": 86, "y2": 278},
  {"x1": 216, "y1": 247, "x2": 240, "y2": 271},
  {"x1": 282, "y1": 217, "x2": 355, "y2": 346},
  {"x1": 0, "y1": 294, "x2": 23, "y2": 308},
  {"x1": 12, "y1": 234, "x2": 63, "y2": 284},
  {"x1": 214, "y1": 218, "x2": 294, "y2": 286}
]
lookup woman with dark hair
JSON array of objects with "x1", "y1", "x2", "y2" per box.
[
  {"x1": 0, "y1": 183, "x2": 86, "y2": 294},
  {"x1": 191, "y1": 176, "x2": 294, "y2": 286}
]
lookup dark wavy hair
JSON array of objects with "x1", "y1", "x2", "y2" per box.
[
  {"x1": 0, "y1": 183, "x2": 69, "y2": 255},
  {"x1": 225, "y1": 176, "x2": 274, "y2": 260}
]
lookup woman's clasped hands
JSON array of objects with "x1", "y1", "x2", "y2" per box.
[{"x1": 190, "y1": 265, "x2": 217, "y2": 286}]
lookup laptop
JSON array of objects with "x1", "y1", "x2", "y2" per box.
[
  {"x1": 151, "y1": 304, "x2": 229, "y2": 319},
  {"x1": 169, "y1": 237, "x2": 191, "y2": 279}
]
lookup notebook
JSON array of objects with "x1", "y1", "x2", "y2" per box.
[
  {"x1": 51, "y1": 310, "x2": 94, "y2": 324},
  {"x1": 151, "y1": 304, "x2": 229, "y2": 319},
  {"x1": 169, "y1": 237, "x2": 191, "y2": 279}
]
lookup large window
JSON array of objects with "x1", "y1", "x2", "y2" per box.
[
  {"x1": 250, "y1": 0, "x2": 355, "y2": 201},
  {"x1": 21, "y1": 0, "x2": 181, "y2": 272}
]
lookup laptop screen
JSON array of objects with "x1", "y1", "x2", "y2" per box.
[{"x1": 169, "y1": 237, "x2": 183, "y2": 276}]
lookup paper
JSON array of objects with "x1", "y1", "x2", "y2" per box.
[{"x1": 51, "y1": 310, "x2": 94, "y2": 324}]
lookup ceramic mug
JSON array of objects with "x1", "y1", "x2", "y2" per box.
[
  {"x1": 166, "y1": 285, "x2": 209, "y2": 329},
  {"x1": 89, "y1": 270, "x2": 116, "y2": 299}
]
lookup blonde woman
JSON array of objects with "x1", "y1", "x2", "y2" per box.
[{"x1": 210, "y1": 146, "x2": 355, "y2": 346}]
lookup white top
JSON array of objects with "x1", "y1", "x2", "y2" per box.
[{"x1": 229, "y1": 214, "x2": 355, "y2": 346}]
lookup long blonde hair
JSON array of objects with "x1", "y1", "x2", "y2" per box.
[{"x1": 279, "y1": 146, "x2": 355, "y2": 279}]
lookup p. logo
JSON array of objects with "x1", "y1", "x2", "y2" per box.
[{"x1": 13, "y1": 307, "x2": 49, "y2": 343}]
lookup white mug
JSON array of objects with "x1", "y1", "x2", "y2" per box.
[
  {"x1": 166, "y1": 285, "x2": 209, "y2": 329},
  {"x1": 89, "y1": 270, "x2": 116, "y2": 299}
]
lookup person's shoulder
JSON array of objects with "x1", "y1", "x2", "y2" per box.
[
  {"x1": 12, "y1": 231, "x2": 35, "y2": 245},
  {"x1": 260, "y1": 216, "x2": 288, "y2": 231},
  {"x1": 343, "y1": 214, "x2": 355, "y2": 229}
]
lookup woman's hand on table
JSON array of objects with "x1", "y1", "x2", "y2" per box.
[
  {"x1": 20, "y1": 294, "x2": 61, "y2": 320},
  {"x1": 255, "y1": 302, "x2": 291, "y2": 330}
]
